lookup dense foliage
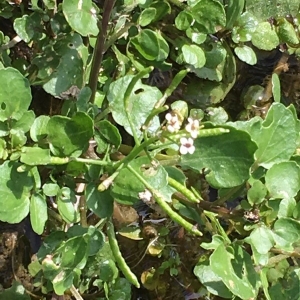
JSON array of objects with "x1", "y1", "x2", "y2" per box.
[{"x1": 0, "y1": 0, "x2": 300, "y2": 299}]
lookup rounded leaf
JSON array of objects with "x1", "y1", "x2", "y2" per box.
[
  {"x1": 0, "y1": 161, "x2": 33, "y2": 223},
  {"x1": 252, "y1": 22, "x2": 279, "y2": 51},
  {"x1": 62, "y1": 0, "x2": 98, "y2": 36},
  {"x1": 190, "y1": 0, "x2": 226, "y2": 33},
  {"x1": 182, "y1": 44, "x2": 206, "y2": 69},
  {"x1": 30, "y1": 193, "x2": 48, "y2": 235},
  {"x1": 234, "y1": 45, "x2": 257, "y2": 65},
  {"x1": 0, "y1": 68, "x2": 31, "y2": 121},
  {"x1": 265, "y1": 161, "x2": 300, "y2": 199},
  {"x1": 47, "y1": 112, "x2": 94, "y2": 157}
]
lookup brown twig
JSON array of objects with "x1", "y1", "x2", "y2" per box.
[{"x1": 88, "y1": 0, "x2": 116, "y2": 104}]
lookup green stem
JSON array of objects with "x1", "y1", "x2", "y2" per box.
[
  {"x1": 168, "y1": 177, "x2": 202, "y2": 203},
  {"x1": 98, "y1": 164, "x2": 124, "y2": 191},
  {"x1": 143, "y1": 105, "x2": 169, "y2": 131},
  {"x1": 155, "y1": 69, "x2": 189, "y2": 108},
  {"x1": 104, "y1": 22, "x2": 135, "y2": 51},
  {"x1": 70, "y1": 285, "x2": 84, "y2": 300},
  {"x1": 127, "y1": 165, "x2": 203, "y2": 236},
  {"x1": 114, "y1": 136, "x2": 158, "y2": 169},
  {"x1": 72, "y1": 157, "x2": 112, "y2": 166}
]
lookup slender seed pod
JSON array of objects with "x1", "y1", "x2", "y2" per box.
[{"x1": 106, "y1": 218, "x2": 140, "y2": 288}]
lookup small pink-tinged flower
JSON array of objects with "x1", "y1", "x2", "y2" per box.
[
  {"x1": 179, "y1": 137, "x2": 195, "y2": 155},
  {"x1": 185, "y1": 117, "x2": 200, "y2": 139},
  {"x1": 165, "y1": 112, "x2": 181, "y2": 133}
]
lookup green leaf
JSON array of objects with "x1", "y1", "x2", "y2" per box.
[
  {"x1": 30, "y1": 193, "x2": 48, "y2": 235},
  {"x1": 249, "y1": 226, "x2": 274, "y2": 255},
  {"x1": 190, "y1": 0, "x2": 226, "y2": 33},
  {"x1": 251, "y1": 22, "x2": 279, "y2": 51},
  {"x1": 247, "y1": 180, "x2": 267, "y2": 205},
  {"x1": 272, "y1": 73, "x2": 281, "y2": 103},
  {"x1": 210, "y1": 243, "x2": 259, "y2": 299},
  {"x1": 47, "y1": 112, "x2": 94, "y2": 157},
  {"x1": 0, "y1": 68, "x2": 31, "y2": 121},
  {"x1": 150, "y1": 0, "x2": 171, "y2": 22},
  {"x1": 130, "y1": 29, "x2": 169, "y2": 61},
  {"x1": 194, "y1": 262, "x2": 232, "y2": 298},
  {"x1": 94, "y1": 120, "x2": 121, "y2": 154},
  {"x1": 13, "y1": 13, "x2": 43, "y2": 43},
  {"x1": 175, "y1": 11, "x2": 193, "y2": 30},
  {"x1": 111, "y1": 157, "x2": 168, "y2": 205},
  {"x1": 225, "y1": 0, "x2": 245, "y2": 29},
  {"x1": 234, "y1": 45, "x2": 257, "y2": 65},
  {"x1": 254, "y1": 103, "x2": 297, "y2": 168},
  {"x1": 107, "y1": 75, "x2": 162, "y2": 137},
  {"x1": 58, "y1": 236, "x2": 88, "y2": 269},
  {"x1": 181, "y1": 127, "x2": 257, "y2": 188},
  {"x1": 276, "y1": 17, "x2": 299, "y2": 45},
  {"x1": 37, "y1": 231, "x2": 66, "y2": 259},
  {"x1": 43, "y1": 183, "x2": 60, "y2": 197},
  {"x1": 57, "y1": 187, "x2": 79, "y2": 223},
  {"x1": 273, "y1": 217, "x2": 300, "y2": 250},
  {"x1": 52, "y1": 269, "x2": 74, "y2": 295},
  {"x1": 191, "y1": 41, "x2": 227, "y2": 82},
  {"x1": 11, "y1": 111, "x2": 35, "y2": 132},
  {"x1": 138, "y1": 7, "x2": 156, "y2": 26},
  {"x1": 231, "y1": 12, "x2": 258, "y2": 43},
  {"x1": 43, "y1": 50, "x2": 84, "y2": 97},
  {"x1": 182, "y1": 44, "x2": 206, "y2": 69},
  {"x1": 21, "y1": 147, "x2": 52, "y2": 165},
  {"x1": 265, "y1": 161, "x2": 300, "y2": 199},
  {"x1": 278, "y1": 197, "x2": 296, "y2": 218},
  {"x1": 0, "y1": 161, "x2": 33, "y2": 223},
  {"x1": 86, "y1": 184, "x2": 114, "y2": 218},
  {"x1": 99, "y1": 259, "x2": 118, "y2": 282},
  {"x1": 0, "y1": 281, "x2": 30, "y2": 299},
  {"x1": 62, "y1": 0, "x2": 98, "y2": 36},
  {"x1": 30, "y1": 115, "x2": 50, "y2": 142}
]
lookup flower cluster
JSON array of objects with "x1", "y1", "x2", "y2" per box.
[
  {"x1": 165, "y1": 112, "x2": 181, "y2": 133},
  {"x1": 165, "y1": 112, "x2": 200, "y2": 155}
]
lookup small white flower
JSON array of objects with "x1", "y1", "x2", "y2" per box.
[
  {"x1": 179, "y1": 137, "x2": 195, "y2": 155},
  {"x1": 165, "y1": 112, "x2": 181, "y2": 133},
  {"x1": 185, "y1": 118, "x2": 200, "y2": 139}
]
